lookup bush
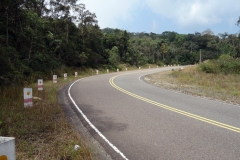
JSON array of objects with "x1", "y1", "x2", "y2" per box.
[
  {"x1": 199, "y1": 54, "x2": 240, "y2": 74},
  {"x1": 200, "y1": 61, "x2": 218, "y2": 73},
  {"x1": 156, "y1": 61, "x2": 165, "y2": 67}
]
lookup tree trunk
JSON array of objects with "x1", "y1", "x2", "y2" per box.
[
  {"x1": 6, "y1": 7, "x2": 8, "y2": 46},
  {"x1": 66, "y1": 23, "x2": 69, "y2": 43},
  {"x1": 28, "y1": 21, "x2": 37, "y2": 65},
  {"x1": 28, "y1": 35, "x2": 33, "y2": 64},
  {"x1": 152, "y1": 52, "x2": 154, "y2": 63}
]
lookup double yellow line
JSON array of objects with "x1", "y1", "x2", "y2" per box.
[{"x1": 109, "y1": 75, "x2": 240, "y2": 133}]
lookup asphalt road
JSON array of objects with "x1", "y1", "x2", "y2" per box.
[{"x1": 69, "y1": 67, "x2": 240, "y2": 160}]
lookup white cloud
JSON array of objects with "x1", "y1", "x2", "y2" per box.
[
  {"x1": 145, "y1": 0, "x2": 240, "y2": 29},
  {"x1": 77, "y1": 0, "x2": 240, "y2": 33},
  {"x1": 79, "y1": 0, "x2": 139, "y2": 28}
]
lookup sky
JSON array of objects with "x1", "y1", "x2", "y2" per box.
[{"x1": 78, "y1": 0, "x2": 240, "y2": 35}]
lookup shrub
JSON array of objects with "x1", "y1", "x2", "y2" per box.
[
  {"x1": 199, "y1": 61, "x2": 219, "y2": 73},
  {"x1": 199, "y1": 54, "x2": 240, "y2": 74}
]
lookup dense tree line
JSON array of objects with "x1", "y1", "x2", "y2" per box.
[
  {"x1": 0, "y1": 0, "x2": 102, "y2": 85},
  {"x1": 126, "y1": 29, "x2": 240, "y2": 65},
  {"x1": 0, "y1": 1, "x2": 240, "y2": 85}
]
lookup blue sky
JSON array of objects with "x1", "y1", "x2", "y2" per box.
[{"x1": 79, "y1": 0, "x2": 240, "y2": 35}]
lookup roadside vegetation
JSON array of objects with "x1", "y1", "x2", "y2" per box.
[
  {"x1": 0, "y1": 69, "x2": 96, "y2": 160},
  {"x1": 199, "y1": 54, "x2": 240, "y2": 74},
  {"x1": 0, "y1": 65, "x2": 154, "y2": 159},
  {"x1": 145, "y1": 56, "x2": 240, "y2": 105},
  {"x1": 1, "y1": 0, "x2": 240, "y2": 159},
  {"x1": 1, "y1": 1, "x2": 240, "y2": 87}
]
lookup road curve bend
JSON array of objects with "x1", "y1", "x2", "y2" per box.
[{"x1": 68, "y1": 67, "x2": 240, "y2": 160}]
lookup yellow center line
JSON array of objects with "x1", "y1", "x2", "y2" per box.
[{"x1": 109, "y1": 75, "x2": 240, "y2": 133}]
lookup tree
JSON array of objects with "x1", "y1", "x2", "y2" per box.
[
  {"x1": 160, "y1": 43, "x2": 167, "y2": 60},
  {"x1": 107, "y1": 46, "x2": 120, "y2": 67},
  {"x1": 237, "y1": 16, "x2": 240, "y2": 26},
  {"x1": 118, "y1": 30, "x2": 129, "y2": 62},
  {"x1": 201, "y1": 29, "x2": 214, "y2": 36}
]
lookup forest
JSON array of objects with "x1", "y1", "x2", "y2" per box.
[{"x1": 1, "y1": 0, "x2": 240, "y2": 86}]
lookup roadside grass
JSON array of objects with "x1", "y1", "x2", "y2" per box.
[
  {"x1": 145, "y1": 65, "x2": 240, "y2": 105},
  {"x1": 0, "y1": 64, "x2": 161, "y2": 159},
  {"x1": 0, "y1": 71, "x2": 95, "y2": 160}
]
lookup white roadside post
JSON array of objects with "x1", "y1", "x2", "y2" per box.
[
  {"x1": 139, "y1": 67, "x2": 141, "y2": 69},
  {"x1": 126, "y1": 68, "x2": 127, "y2": 71},
  {"x1": 107, "y1": 69, "x2": 109, "y2": 73},
  {"x1": 96, "y1": 70, "x2": 99, "y2": 74},
  {"x1": 0, "y1": 137, "x2": 16, "y2": 160},
  {"x1": 75, "y1": 72, "x2": 78, "y2": 77},
  {"x1": 117, "y1": 68, "x2": 119, "y2": 72},
  {"x1": 38, "y1": 79, "x2": 43, "y2": 91},
  {"x1": 53, "y1": 75, "x2": 57, "y2": 83},
  {"x1": 74, "y1": 145, "x2": 80, "y2": 150},
  {"x1": 64, "y1": 73, "x2": 67, "y2": 80},
  {"x1": 23, "y1": 88, "x2": 33, "y2": 107}
]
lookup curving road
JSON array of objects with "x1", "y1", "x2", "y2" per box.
[{"x1": 69, "y1": 67, "x2": 240, "y2": 160}]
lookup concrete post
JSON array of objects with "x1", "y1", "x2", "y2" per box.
[{"x1": 0, "y1": 137, "x2": 16, "y2": 160}]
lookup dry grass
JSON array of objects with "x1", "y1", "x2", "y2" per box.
[
  {"x1": 0, "y1": 65, "x2": 162, "y2": 159},
  {"x1": 4, "y1": 64, "x2": 231, "y2": 159},
  {"x1": 0, "y1": 73, "x2": 95, "y2": 160},
  {"x1": 145, "y1": 65, "x2": 240, "y2": 105}
]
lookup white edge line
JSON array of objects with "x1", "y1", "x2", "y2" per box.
[
  {"x1": 139, "y1": 75, "x2": 144, "y2": 82},
  {"x1": 68, "y1": 79, "x2": 129, "y2": 160}
]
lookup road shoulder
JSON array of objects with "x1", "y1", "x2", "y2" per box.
[{"x1": 58, "y1": 81, "x2": 112, "y2": 160}]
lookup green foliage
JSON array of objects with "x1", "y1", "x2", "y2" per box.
[
  {"x1": 107, "y1": 46, "x2": 120, "y2": 67},
  {"x1": 1, "y1": 0, "x2": 240, "y2": 86},
  {"x1": 199, "y1": 61, "x2": 217, "y2": 73},
  {"x1": 200, "y1": 54, "x2": 240, "y2": 74},
  {"x1": 0, "y1": 0, "x2": 103, "y2": 85}
]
